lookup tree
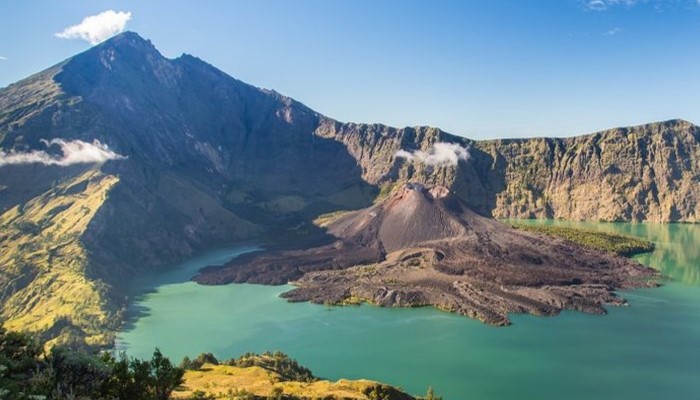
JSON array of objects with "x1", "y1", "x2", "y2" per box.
[
  {"x1": 0, "y1": 323, "x2": 186, "y2": 400},
  {"x1": 424, "y1": 386, "x2": 442, "y2": 400},
  {"x1": 150, "y1": 348, "x2": 184, "y2": 400},
  {"x1": 268, "y1": 386, "x2": 283, "y2": 400},
  {"x1": 180, "y1": 352, "x2": 219, "y2": 371},
  {"x1": 0, "y1": 324, "x2": 43, "y2": 398},
  {"x1": 104, "y1": 349, "x2": 184, "y2": 400},
  {"x1": 189, "y1": 390, "x2": 216, "y2": 400},
  {"x1": 179, "y1": 356, "x2": 194, "y2": 370},
  {"x1": 194, "y1": 352, "x2": 218, "y2": 366},
  {"x1": 44, "y1": 346, "x2": 112, "y2": 399}
]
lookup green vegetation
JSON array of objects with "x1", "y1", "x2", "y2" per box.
[
  {"x1": 179, "y1": 353, "x2": 220, "y2": 372},
  {"x1": 312, "y1": 210, "x2": 352, "y2": 228},
  {"x1": 511, "y1": 223, "x2": 654, "y2": 256},
  {"x1": 423, "y1": 387, "x2": 442, "y2": 400},
  {"x1": 0, "y1": 170, "x2": 121, "y2": 349},
  {"x1": 374, "y1": 183, "x2": 397, "y2": 203},
  {"x1": 223, "y1": 351, "x2": 315, "y2": 383},
  {"x1": 1, "y1": 324, "x2": 434, "y2": 400},
  {"x1": 0, "y1": 323, "x2": 184, "y2": 400},
  {"x1": 175, "y1": 350, "x2": 442, "y2": 399}
]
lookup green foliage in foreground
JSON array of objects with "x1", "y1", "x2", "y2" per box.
[
  {"x1": 180, "y1": 351, "x2": 316, "y2": 384},
  {"x1": 0, "y1": 324, "x2": 184, "y2": 400},
  {"x1": 176, "y1": 350, "x2": 445, "y2": 400},
  {"x1": 511, "y1": 223, "x2": 654, "y2": 256},
  {"x1": 224, "y1": 351, "x2": 316, "y2": 383},
  {"x1": 2, "y1": 324, "x2": 441, "y2": 400}
]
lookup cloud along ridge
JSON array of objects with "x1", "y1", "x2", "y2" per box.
[
  {"x1": 0, "y1": 139, "x2": 126, "y2": 167},
  {"x1": 395, "y1": 142, "x2": 470, "y2": 167}
]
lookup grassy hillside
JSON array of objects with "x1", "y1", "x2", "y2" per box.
[
  {"x1": 0, "y1": 168, "x2": 121, "y2": 348},
  {"x1": 510, "y1": 223, "x2": 654, "y2": 256},
  {"x1": 174, "y1": 352, "x2": 421, "y2": 400},
  {"x1": 177, "y1": 363, "x2": 410, "y2": 400}
]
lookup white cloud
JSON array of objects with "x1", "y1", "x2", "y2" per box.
[
  {"x1": 55, "y1": 10, "x2": 132, "y2": 45},
  {"x1": 583, "y1": 0, "x2": 700, "y2": 10},
  {"x1": 0, "y1": 56, "x2": 7, "y2": 61},
  {"x1": 584, "y1": 0, "x2": 698, "y2": 11},
  {"x1": 395, "y1": 142, "x2": 470, "y2": 167},
  {"x1": 604, "y1": 27, "x2": 624, "y2": 35},
  {"x1": 586, "y1": 0, "x2": 608, "y2": 10},
  {"x1": 0, "y1": 139, "x2": 126, "y2": 167},
  {"x1": 584, "y1": 0, "x2": 641, "y2": 10}
]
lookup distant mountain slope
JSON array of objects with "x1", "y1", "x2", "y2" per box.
[
  {"x1": 0, "y1": 31, "x2": 697, "y2": 346},
  {"x1": 319, "y1": 118, "x2": 700, "y2": 222},
  {"x1": 477, "y1": 119, "x2": 700, "y2": 222}
]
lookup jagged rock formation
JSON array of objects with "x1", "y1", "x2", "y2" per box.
[
  {"x1": 0, "y1": 31, "x2": 695, "y2": 345},
  {"x1": 195, "y1": 183, "x2": 657, "y2": 325},
  {"x1": 318, "y1": 119, "x2": 700, "y2": 222},
  {"x1": 478, "y1": 119, "x2": 700, "y2": 222}
]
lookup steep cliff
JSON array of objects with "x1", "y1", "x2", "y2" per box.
[
  {"x1": 477, "y1": 119, "x2": 700, "y2": 222},
  {"x1": 319, "y1": 119, "x2": 700, "y2": 222}
]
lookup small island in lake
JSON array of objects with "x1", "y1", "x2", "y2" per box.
[{"x1": 195, "y1": 183, "x2": 658, "y2": 325}]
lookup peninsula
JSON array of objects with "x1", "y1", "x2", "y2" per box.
[{"x1": 195, "y1": 183, "x2": 658, "y2": 325}]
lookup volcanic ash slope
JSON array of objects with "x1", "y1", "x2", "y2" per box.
[{"x1": 195, "y1": 183, "x2": 657, "y2": 325}]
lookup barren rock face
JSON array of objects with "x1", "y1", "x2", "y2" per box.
[
  {"x1": 330, "y1": 183, "x2": 471, "y2": 253},
  {"x1": 195, "y1": 183, "x2": 658, "y2": 325},
  {"x1": 319, "y1": 119, "x2": 700, "y2": 223}
]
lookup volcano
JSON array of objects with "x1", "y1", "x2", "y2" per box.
[{"x1": 194, "y1": 183, "x2": 657, "y2": 325}]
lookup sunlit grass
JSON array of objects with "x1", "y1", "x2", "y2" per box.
[
  {"x1": 174, "y1": 358, "x2": 403, "y2": 399},
  {"x1": 0, "y1": 168, "x2": 120, "y2": 348},
  {"x1": 510, "y1": 223, "x2": 654, "y2": 256}
]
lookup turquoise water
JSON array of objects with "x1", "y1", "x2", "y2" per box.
[{"x1": 115, "y1": 223, "x2": 700, "y2": 400}]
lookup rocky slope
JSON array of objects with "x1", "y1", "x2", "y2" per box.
[
  {"x1": 478, "y1": 119, "x2": 700, "y2": 222},
  {"x1": 0, "y1": 31, "x2": 696, "y2": 345},
  {"x1": 195, "y1": 183, "x2": 657, "y2": 325},
  {"x1": 318, "y1": 118, "x2": 700, "y2": 222}
]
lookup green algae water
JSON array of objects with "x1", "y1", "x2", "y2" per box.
[{"x1": 115, "y1": 223, "x2": 700, "y2": 400}]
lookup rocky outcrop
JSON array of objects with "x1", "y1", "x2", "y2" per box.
[
  {"x1": 477, "y1": 119, "x2": 700, "y2": 222},
  {"x1": 319, "y1": 118, "x2": 700, "y2": 222}
]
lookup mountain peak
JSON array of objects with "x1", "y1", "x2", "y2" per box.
[
  {"x1": 54, "y1": 30, "x2": 173, "y2": 95},
  {"x1": 663, "y1": 118, "x2": 696, "y2": 128},
  {"x1": 99, "y1": 30, "x2": 153, "y2": 49},
  {"x1": 89, "y1": 30, "x2": 162, "y2": 60}
]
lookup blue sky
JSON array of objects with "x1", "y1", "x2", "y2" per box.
[{"x1": 1, "y1": 0, "x2": 699, "y2": 139}]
